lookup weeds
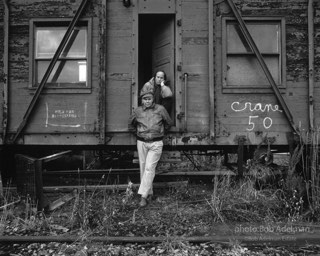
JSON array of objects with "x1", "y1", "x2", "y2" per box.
[
  {"x1": 288, "y1": 128, "x2": 320, "y2": 220},
  {"x1": 2, "y1": 143, "x2": 320, "y2": 246},
  {"x1": 68, "y1": 175, "x2": 136, "y2": 234},
  {"x1": 70, "y1": 188, "x2": 107, "y2": 232},
  {"x1": 0, "y1": 187, "x2": 13, "y2": 235},
  {"x1": 284, "y1": 189, "x2": 304, "y2": 222},
  {"x1": 159, "y1": 235, "x2": 190, "y2": 255},
  {"x1": 205, "y1": 127, "x2": 320, "y2": 223},
  {"x1": 207, "y1": 175, "x2": 282, "y2": 223},
  {"x1": 207, "y1": 175, "x2": 227, "y2": 222}
]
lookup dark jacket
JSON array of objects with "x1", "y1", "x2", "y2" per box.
[{"x1": 128, "y1": 103, "x2": 172, "y2": 141}]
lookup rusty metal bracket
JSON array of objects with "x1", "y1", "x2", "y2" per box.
[
  {"x1": 11, "y1": 0, "x2": 89, "y2": 143},
  {"x1": 225, "y1": 0, "x2": 300, "y2": 136}
]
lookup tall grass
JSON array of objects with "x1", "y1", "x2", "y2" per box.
[
  {"x1": 69, "y1": 173, "x2": 134, "y2": 234},
  {"x1": 294, "y1": 128, "x2": 320, "y2": 218},
  {"x1": 208, "y1": 133, "x2": 320, "y2": 222},
  {"x1": 207, "y1": 175, "x2": 281, "y2": 223}
]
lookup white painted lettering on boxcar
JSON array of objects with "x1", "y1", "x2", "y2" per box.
[
  {"x1": 231, "y1": 102, "x2": 282, "y2": 130},
  {"x1": 45, "y1": 102, "x2": 87, "y2": 129},
  {"x1": 51, "y1": 110, "x2": 78, "y2": 119},
  {"x1": 231, "y1": 102, "x2": 282, "y2": 113}
]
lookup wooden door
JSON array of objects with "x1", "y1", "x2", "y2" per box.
[
  {"x1": 151, "y1": 16, "x2": 175, "y2": 120},
  {"x1": 151, "y1": 16, "x2": 175, "y2": 90}
]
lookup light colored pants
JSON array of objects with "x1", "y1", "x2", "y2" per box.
[{"x1": 137, "y1": 140, "x2": 163, "y2": 198}]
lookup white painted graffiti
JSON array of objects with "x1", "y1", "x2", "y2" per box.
[
  {"x1": 231, "y1": 102, "x2": 282, "y2": 131},
  {"x1": 45, "y1": 102, "x2": 87, "y2": 129},
  {"x1": 231, "y1": 102, "x2": 283, "y2": 113},
  {"x1": 51, "y1": 110, "x2": 78, "y2": 119}
]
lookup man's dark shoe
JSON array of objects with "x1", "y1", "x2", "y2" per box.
[
  {"x1": 139, "y1": 197, "x2": 148, "y2": 207},
  {"x1": 148, "y1": 194, "x2": 157, "y2": 201}
]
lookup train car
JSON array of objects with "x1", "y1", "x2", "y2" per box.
[{"x1": 0, "y1": 0, "x2": 319, "y2": 168}]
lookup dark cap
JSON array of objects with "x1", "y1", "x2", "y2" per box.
[{"x1": 140, "y1": 82, "x2": 154, "y2": 98}]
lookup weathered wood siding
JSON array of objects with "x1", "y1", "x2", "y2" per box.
[
  {"x1": 0, "y1": 3, "x2": 4, "y2": 137},
  {"x1": 214, "y1": 0, "x2": 320, "y2": 146},
  {"x1": 181, "y1": 0, "x2": 210, "y2": 133},
  {"x1": 3, "y1": 0, "x2": 104, "y2": 144},
  {"x1": 313, "y1": 2, "x2": 320, "y2": 127},
  {"x1": 105, "y1": 0, "x2": 133, "y2": 132},
  {"x1": 0, "y1": 0, "x2": 319, "y2": 147}
]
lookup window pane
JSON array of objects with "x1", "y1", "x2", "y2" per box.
[
  {"x1": 36, "y1": 28, "x2": 87, "y2": 58},
  {"x1": 36, "y1": 60, "x2": 87, "y2": 85},
  {"x1": 226, "y1": 55, "x2": 280, "y2": 86},
  {"x1": 227, "y1": 23, "x2": 280, "y2": 53}
]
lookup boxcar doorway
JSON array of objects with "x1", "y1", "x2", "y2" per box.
[{"x1": 138, "y1": 14, "x2": 175, "y2": 119}]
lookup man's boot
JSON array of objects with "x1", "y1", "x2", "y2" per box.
[{"x1": 139, "y1": 197, "x2": 147, "y2": 207}]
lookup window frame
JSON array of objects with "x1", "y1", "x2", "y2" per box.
[
  {"x1": 29, "y1": 18, "x2": 92, "y2": 93},
  {"x1": 221, "y1": 16, "x2": 286, "y2": 93}
]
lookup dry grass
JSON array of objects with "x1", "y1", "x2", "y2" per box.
[
  {"x1": 294, "y1": 129, "x2": 320, "y2": 219},
  {"x1": 1, "y1": 140, "x2": 320, "y2": 245},
  {"x1": 207, "y1": 175, "x2": 282, "y2": 223}
]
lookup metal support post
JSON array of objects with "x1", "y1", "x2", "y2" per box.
[
  {"x1": 34, "y1": 159, "x2": 48, "y2": 211},
  {"x1": 237, "y1": 138, "x2": 245, "y2": 178}
]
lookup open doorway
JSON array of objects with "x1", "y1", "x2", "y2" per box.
[{"x1": 138, "y1": 14, "x2": 175, "y2": 120}]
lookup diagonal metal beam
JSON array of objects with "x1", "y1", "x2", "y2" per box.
[
  {"x1": 226, "y1": 0, "x2": 300, "y2": 136},
  {"x1": 12, "y1": 0, "x2": 89, "y2": 143}
]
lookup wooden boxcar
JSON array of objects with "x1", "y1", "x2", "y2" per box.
[{"x1": 0, "y1": 0, "x2": 319, "y2": 160}]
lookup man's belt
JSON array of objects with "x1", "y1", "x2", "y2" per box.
[{"x1": 137, "y1": 136, "x2": 163, "y2": 142}]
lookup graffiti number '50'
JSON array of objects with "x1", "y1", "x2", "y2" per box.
[
  {"x1": 231, "y1": 102, "x2": 282, "y2": 131},
  {"x1": 247, "y1": 116, "x2": 273, "y2": 131}
]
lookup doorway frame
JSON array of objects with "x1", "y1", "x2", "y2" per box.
[{"x1": 131, "y1": 0, "x2": 182, "y2": 131}]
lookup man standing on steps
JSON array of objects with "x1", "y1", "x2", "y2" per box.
[{"x1": 128, "y1": 85, "x2": 172, "y2": 207}]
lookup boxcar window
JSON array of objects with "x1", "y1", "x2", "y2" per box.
[
  {"x1": 30, "y1": 19, "x2": 91, "y2": 89},
  {"x1": 222, "y1": 18, "x2": 285, "y2": 88}
]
